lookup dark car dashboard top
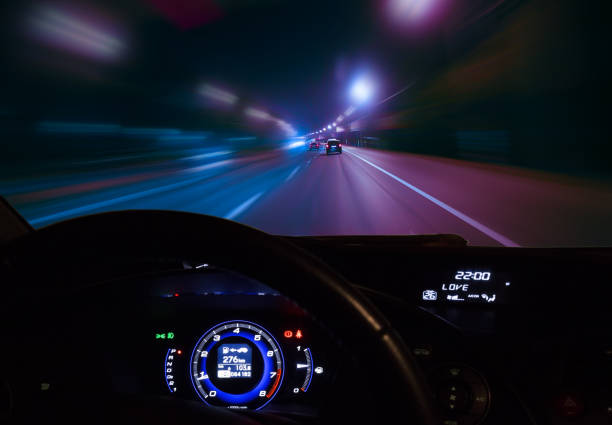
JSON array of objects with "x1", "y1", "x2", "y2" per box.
[{"x1": 285, "y1": 236, "x2": 612, "y2": 425}]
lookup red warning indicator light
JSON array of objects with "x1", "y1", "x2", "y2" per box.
[
  {"x1": 283, "y1": 329, "x2": 304, "y2": 339},
  {"x1": 177, "y1": 350, "x2": 182, "y2": 355}
]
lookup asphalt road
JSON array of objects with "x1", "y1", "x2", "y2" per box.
[{"x1": 4, "y1": 145, "x2": 612, "y2": 246}]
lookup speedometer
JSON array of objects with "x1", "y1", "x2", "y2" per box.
[{"x1": 190, "y1": 320, "x2": 284, "y2": 410}]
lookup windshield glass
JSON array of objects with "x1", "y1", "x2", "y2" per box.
[{"x1": 1, "y1": 0, "x2": 610, "y2": 246}]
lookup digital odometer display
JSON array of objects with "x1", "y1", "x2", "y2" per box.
[
  {"x1": 217, "y1": 344, "x2": 252, "y2": 379},
  {"x1": 190, "y1": 321, "x2": 284, "y2": 410},
  {"x1": 420, "y1": 269, "x2": 512, "y2": 304}
]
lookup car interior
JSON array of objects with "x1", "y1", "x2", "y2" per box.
[{"x1": 1, "y1": 202, "x2": 611, "y2": 425}]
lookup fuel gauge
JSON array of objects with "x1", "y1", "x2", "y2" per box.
[{"x1": 293, "y1": 347, "x2": 314, "y2": 393}]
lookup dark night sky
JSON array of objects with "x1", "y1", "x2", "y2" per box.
[
  {"x1": 1, "y1": 0, "x2": 607, "y2": 137},
  {"x1": 127, "y1": 0, "x2": 472, "y2": 127},
  {"x1": 0, "y1": 0, "x2": 513, "y2": 130},
  {"x1": 128, "y1": 0, "x2": 389, "y2": 128}
]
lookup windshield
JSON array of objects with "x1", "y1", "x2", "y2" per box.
[{"x1": 1, "y1": 0, "x2": 610, "y2": 246}]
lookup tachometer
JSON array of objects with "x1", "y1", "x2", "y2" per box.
[{"x1": 190, "y1": 320, "x2": 284, "y2": 410}]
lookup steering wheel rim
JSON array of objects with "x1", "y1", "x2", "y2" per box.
[{"x1": 2, "y1": 210, "x2": 438, "y2": 425}]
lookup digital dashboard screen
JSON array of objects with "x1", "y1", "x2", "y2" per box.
[
  {"x1": 217, "y1": 344, "x2": 253, "y2": 379},
  {"x1": 420, "y1": 269, "x2": 512, "y2": 304}
]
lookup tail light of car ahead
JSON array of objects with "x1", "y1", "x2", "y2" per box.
[{"x1": 338, "y1": 143, "x2": 342, "y2": 147}]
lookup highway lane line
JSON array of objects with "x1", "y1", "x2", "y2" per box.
[
  {"x1": 7, "y1": 159, "x2": 235, "y2": 202},
  {"x1": 285, "y1": 165, "x2": 301, "y2": 182},
  {"x1": 345, "y1": 148, "x2": 520, "y2": 247},
  {"x1": 28, "y1": 174, "x2": 218, "y2": 226},
  {"x1": 225, "y1": 192, "x2": 264, "y2": 220}
]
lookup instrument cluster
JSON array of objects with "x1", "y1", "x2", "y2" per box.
[
  {"x1": 143, "y1": 266, "x2": 336, "y2": 415},
  {"x1": 154, "y1": 318, "x2": 329, "y2": 413}
]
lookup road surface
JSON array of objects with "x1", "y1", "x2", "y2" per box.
[{"x1": 3, "y1": 145, "x2": 612, "y2": 247}]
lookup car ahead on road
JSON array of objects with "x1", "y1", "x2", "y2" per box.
[
  {"x1": 326, "y1": 139, "x2": 342, "y2": 155},
  {"x1": 308, "y1": 141, "x2": 320, "y2": 151}
]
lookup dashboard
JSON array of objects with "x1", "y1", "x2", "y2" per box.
[
  {"x1": 285, "y1": 237, "x2": 612, "y2": 425},
  {"x1": 10, "y1": 266, "x2": 340, "y2": 422},
  {"x1": 141, "y1": 267, "x2": 336, "y2": 416},
  {"x1": 3, "y1": 233, "x2": 612, "y2": 425}
]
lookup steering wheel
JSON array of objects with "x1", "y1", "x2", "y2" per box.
[{"x1": 1, "y1": 211, "x2": 438, "y2": 425}]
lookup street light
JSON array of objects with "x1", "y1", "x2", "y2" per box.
[
  {"x1": 350, "y1": 76, "x2": 374, "y2": 104},
  {"x1": 327, "y1": 125, "x2": 331, "y2": 129}
]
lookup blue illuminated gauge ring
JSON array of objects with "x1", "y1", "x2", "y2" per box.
[{"x1": 190, "y1": 320, "x2": 285, "y2": 410}]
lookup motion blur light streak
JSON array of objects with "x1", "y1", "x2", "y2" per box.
[
  {"x1": 226, "y1": 137, "x2": 257, "y2": 142},
  {"x1": 283, "y1": 139, "x2": 306, "y2": 150},
  {"x1": 35, "y1": 121, "x2": 211, "y2": 142},
  {"x1": 245, "y1": 107, "x2": 272, "y2": 121},
  {"x1": 182, "y1": 159, "x2": 235, "y2": 174},
  {"x1": 158, "y1": 133, "x2": 208, "y2": 143},
  {"x1": 37, "y1": 121, "x2": 120, "y2": 134},
  {"x1": 181, "y1": 150, "x2": 233, "y2": 161},
  {"x1": 275, "y1": 119, "x2": 297, "y2": 136},
  {"x1": 199, "y1": 84, "x2": 238, "y2": 105},
  {"x1": 243, "y1": 105, "x2": 296, "y2": 135},
  {"x1": 344, "y1": 106, "x2": 356, "y2": 117},
  {"x1": 121, "y1": 128, "x2": 181, "y2": 137},
  {"x1": 27, "y1": 5, "x2": 125, "y2": 61}
]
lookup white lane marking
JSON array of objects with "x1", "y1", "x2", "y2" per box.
[
  {"x1": 29, "y1": 175, "x2": 213, "y2": 226},
  {"x1": 345, "y1": 148, "x2": 520, "y2": 247},
  {"x1": 285, "y1": 165, "x2": 301, "y2": 182},
  {"x1": 225, "y1": 192, "x2": 264, "y2": 220},
  {"x1": 28, "y1": 159, "x2": 236, "y2": 226}
]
